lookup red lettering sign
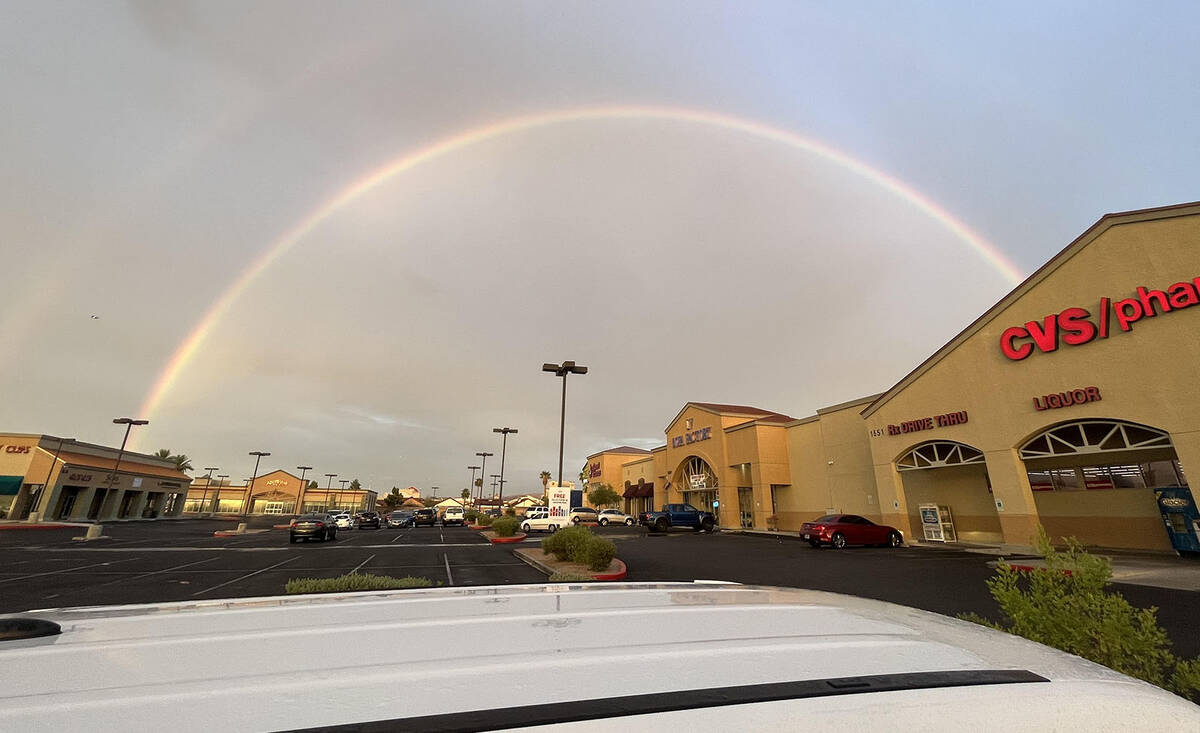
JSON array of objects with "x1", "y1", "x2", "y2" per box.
[
  {"x1": 1033, "y1": 386, "x2": 1102, "y2": 411},
  {"x1": 3, "y1": 445, "x2": 31, "y2": 454},
  {"x1": 886, "y1": 412, "x2": 968, "y2": 436},
  {"x1": 1000, "y1": 277, "x2": 1200, "y2": 361}
]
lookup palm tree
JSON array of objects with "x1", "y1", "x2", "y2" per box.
[
  {"x1": 540, "y1": 471, "x2": 551, "y2": 488},
  {"x1": 154, "y1": 448, "x2": 193, "y2": 472}
]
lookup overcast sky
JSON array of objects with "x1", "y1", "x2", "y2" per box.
[{"x1": 2, "y1": 1, "x2": 1198, "y2": 496}]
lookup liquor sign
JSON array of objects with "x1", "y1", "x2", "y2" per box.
[
  {"x1": 1000, "y1": 277, "x2": 1200, "y2": 361},
  {"x1": 589, "y1": 462, "x2": 601, "y2": 479},
  {"x1": 1033, "y1": 386, "x2": 1101, "y2": 411}
]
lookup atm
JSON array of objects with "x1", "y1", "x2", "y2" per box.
[{"x1": 1156, "y1": 487, "x2": 1200, "y2": 555}]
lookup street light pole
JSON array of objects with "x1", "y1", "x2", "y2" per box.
[
  {"x1": 467, "y1": 466, "x2": 480, "y2": 509},
  {"x1": 339, "y1": 479, "x2": 349, "y2": 512},
  {"x1": 296, "y1": 466, "x2": 312, "y2": 515},
  {"x1": 492, "y1": 427, "x2": 517, "y2": 511},
  {"x1": 35, "y1": 436, "x2": 74, "y2": 520},
  {"x1": 324, "y1": 474, "x2": 337, "y2": 512},
  {"x1": 490, "y1": 474, "x2": 500, "y2": 508},
  {"x1": 215, "y1": 475, "x2": 229, "y2": 512},
  {"x1": 475, "y1": 452, "x2": 493, "y2": 506},
  {"x1": 107, "y1": 418, "x2": 149, "y2": 519},
  {"x1": 542, "y1": 361, "x2": 587, "y2": 488},
  {"x1": 200, "y1": 467, "x2": 219, "y2": 516},
  {"x1": 245, "y1": 451, "x2": 270, "y2": 515}
]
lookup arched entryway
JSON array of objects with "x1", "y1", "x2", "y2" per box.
[
  {"x1": 671, "y1": 456, "x2": 720, "y2": 524},
  {"x1": 1018, "y1": 419, "x2": 1191, "y2": 551},
  {"x1": 895, "y1": 440, "x2": 1002, "y2": 543}
]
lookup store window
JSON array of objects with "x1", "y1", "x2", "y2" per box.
[{"x1": 1027, "y1": 460, "x2": 1186, "y2": 492}]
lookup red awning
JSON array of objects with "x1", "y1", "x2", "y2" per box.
[
  {"x1": 623, "y1": 485, "x2": 638, "y2": 499},
  {"x1": 635, "y1": 484, "x2": 654, "y2": 498}
]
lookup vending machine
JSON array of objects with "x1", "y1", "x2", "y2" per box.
[{"x1": 1156, "y1": 487, "x2": 1200, "y2": 555}]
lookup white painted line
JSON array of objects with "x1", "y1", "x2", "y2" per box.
[
  {"x1": 439, "y1": 530, "x2": 444, "y2": 543},
  {"x1": 348, "y1": 553, "x2": 376, "y2": 575},
  {"x1": 443, "y1": 553, "x2": 453, "y2": 585},
  {"x1": 191, "y1": 556, "x2": 297, "y2": 596},
  {"x1": 89, "y1": 556, "x2": 220, "y2": 589},
  {"x1": 0, "y1": 557, "x2": 141, "y2": 585},
  {"x1": 390, "y1": 531, "x2": 408, "y2": 544}
]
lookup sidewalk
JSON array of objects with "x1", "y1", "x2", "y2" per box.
[{"x1": 985, "y1": 553, "x2": 1200, "y2": 592}]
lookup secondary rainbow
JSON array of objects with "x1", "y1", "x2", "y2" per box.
[{"x1": 136, "y1": 105, "x2": 1025, "y2": 432}]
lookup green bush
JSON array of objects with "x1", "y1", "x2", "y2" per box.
[
  {"x1": 505, "y1": 508, "x2": 516, "y2": 517},
  {"x1": 491, "y1": 516, "x2": 520, "y2": 537},
  {"x1": 559, "y1": 525, "x2": 595, "y2": 562},
  {"x1": 582, "y1": 536, "x2": 617, "y2": 571},
  {"x1": 477, "y1": 513, "x2": 495, "y2": 526},
  {"x1": 548, "y1": 572, "x2": 593, "y2": 582},
  {"x1": 959, "y1": 527, "x2": 1200, "y2": 702},
  {"x1": 285, "y1": 573, "x2": 433, "y2": 594},
  {"x1": 465, "y1": 511, "x2": 479, "y2": 523},
  {"x1": 541, "y1": 530, "x2": 564, "y2": 558}
]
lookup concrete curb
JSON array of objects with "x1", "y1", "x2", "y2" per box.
[
  {"x1": 513, "y1": 548, "x2": 627, "y2": 581},
  {"x1": 480, "y1": 531, "x2": 527, "y2": 544},
  {"x1": 0, "y1": 523, "x2": 81, "y2": 531}
]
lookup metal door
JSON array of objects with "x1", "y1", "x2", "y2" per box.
[
  {"x1": 737, "y1": 488, "x2": 753, "y2": 528},
  {"x1": 1156, "y1": 487, "x2": 1200, "y2": 554}
]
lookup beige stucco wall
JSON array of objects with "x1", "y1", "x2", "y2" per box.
[{"x1": 864, "y1": 209, "x2": 1200, "y2": 550}]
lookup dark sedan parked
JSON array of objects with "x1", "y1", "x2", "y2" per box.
[
  {"x1": 800, "y1": 514, "x2": 903, "y2": 549},
  {"x1": 290, "y1": 514, "x2": 338, "y2": 543},
  {"x1": 412, "y1": 508, "x2": 437, "y2": 527},
  {"x1": 387, "y1": 511, "x2": 414, "y2": 528},
  {"x1": 355, "y1": 511, "x2": 382, "y2": 529}
]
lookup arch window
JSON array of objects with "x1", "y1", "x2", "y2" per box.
[
  {"x1": 1019, "y1": 420, "x2": 1172, "y2": 459},
  {"x1": 896, "y1": 441, "x2": 985, "y2": 471}
]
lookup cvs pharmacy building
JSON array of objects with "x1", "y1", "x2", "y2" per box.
[{"x1": 862, "y1": 202, "x2": 1200, "y2": 552}]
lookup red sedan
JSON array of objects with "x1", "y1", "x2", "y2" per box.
[{"x1": 800, "y1": 514, "x2": 903, "y2": 549}]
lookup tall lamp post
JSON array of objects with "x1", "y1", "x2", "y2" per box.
[
  {"x1": 34, "y1": 436, "x2": 74, "y2": 520},
  {"x1": 467, "y1": 466, "x2": 480, "y2": 508},
  {"x1": 245, "y1": 451, "x2": 270, "y2": 515},
  {"x1": 324, "y1": 474, "x2": 337, "y2": 512},
  {"x1": 492, "y1": 427, "x2": 517, "y2": 511},
  {"x1": 339, "y1": 479, "x2": 349, "y2": 512},
  {"x1": 541, "y1": 361, "x2": 587, "y2": 487},
  {"x1": 216, "y1": 475, "x2": 229, "y2": 512},
  {"x1": 200, "y1": 467, "x2": 219, "y2": 516},
  {"x1": 107, "y1": 418, "x2": 149, "y2": 519},
  {"x1": 296, "y1": 465, "x2": 312, "y2": 515},
  {"x1": 489, "y1": 474, "x2": 500, "y2": 509},
  {"x1": 475, "y1": 451, "x2": 493, "y2": 505}
]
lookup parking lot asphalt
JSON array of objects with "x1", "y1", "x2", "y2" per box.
[{"x1": 2, "y1": 519, "x2": 1197, "y2": 658}]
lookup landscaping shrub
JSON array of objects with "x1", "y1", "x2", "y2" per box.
[
  {"x1": 582, "y1": 536, "x2": 617, "y2": 571},
  {"x1": 548, "y1": 572, "x2": 593, "y2": 581},
  {"x1": 561, "y1": 525, "x2": 595, "y2": 562},
  {"x1": 285, "y1": 573, "x2": 433, "y2": 594},
  {"x1": 465, "y1": 511, "x2": 479, "y2": 523},
  {"x1": 959, "y1": 527, "x2": 1200, "y2": 702},
  {"x1": 477, "y1": 513, "x2": 495, "y2": 526},
  {"x1": 505, "y1": 508, "x2": 516, "y2": 517},
  {"x1": 491, "y1": 516, "x2": 520, "y2": 537},
  {"x1": 541, "y1": 529, "x2": 565, "y2": 558}
]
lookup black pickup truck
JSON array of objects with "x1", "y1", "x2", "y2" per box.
[{"x1": 639, "y1": 503, "x2": 717, "y2": 533}]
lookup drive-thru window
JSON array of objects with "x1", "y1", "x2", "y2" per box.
[{"x1": 894, "y1": 440, "x2": 1002, "y2": 544}]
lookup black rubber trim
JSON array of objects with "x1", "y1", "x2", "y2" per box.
[
  {"x1": 290, "y1": 669, "x2": 1048, "y2": 732},
  {"x1": 0, "y1": 618, "x2": 62, "y2": 641}
]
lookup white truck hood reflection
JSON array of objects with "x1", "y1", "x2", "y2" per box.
[{"x1": 0, "y1": 582, "x2": 1195, "y2": 731}]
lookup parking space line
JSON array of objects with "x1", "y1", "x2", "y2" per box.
[
  {"x1": 439, "y1": 530, "x2": 444, "y2": 543},
  {"x1": 89, "y1": 556, "x2": 220, "y2": 589},
  {"x1": 348, "y1": 554, "x2": 376, "y2": 575},
  {"x1": 0, "y1": 557, "x2": 142, "y2": 585},
  {"x1": 191, "y1": 556, "x2": 297, "y2": 596},
  {"x1": 390, "y1": 531, "x2": 409, "y2": 543},
  {"x1": 443, "y1": 554, "x2": 453, "y2": 585}
]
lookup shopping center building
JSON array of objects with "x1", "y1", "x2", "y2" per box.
[
  {"x1": 595, "y1": 201, "x2": 1200, "y2": 553},
  {"x1": 184, "y1": 470, "x2": 377, "y2": 515},
  {"x1": 0, "y1": 434, "x2": 190, "y2": 521}
]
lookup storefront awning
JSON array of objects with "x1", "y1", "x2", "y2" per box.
[
  {"x1": 635, "y1": 484, "x2": 654, "y2": 498},
  {"x1": 0, "y1": 476, "x2": 22, "y2": 496},
  {"x1": 623, "y1": 485, "x2": 638, "y2": 499}
]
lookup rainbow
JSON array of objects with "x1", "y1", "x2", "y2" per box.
[{"x1": 136, "y1": 105, "x2": 1024, "y2": 435}]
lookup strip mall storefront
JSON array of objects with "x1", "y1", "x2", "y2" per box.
[
  {"x1": 595, "y1": 202, "x2": 1200, "y2": 552},
  {"x1": 184, "y1": 469, "x2": 376, "y2": 515},
  {"x1": 0, "y1": 434, "x2": 190, "y2": 521}
]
